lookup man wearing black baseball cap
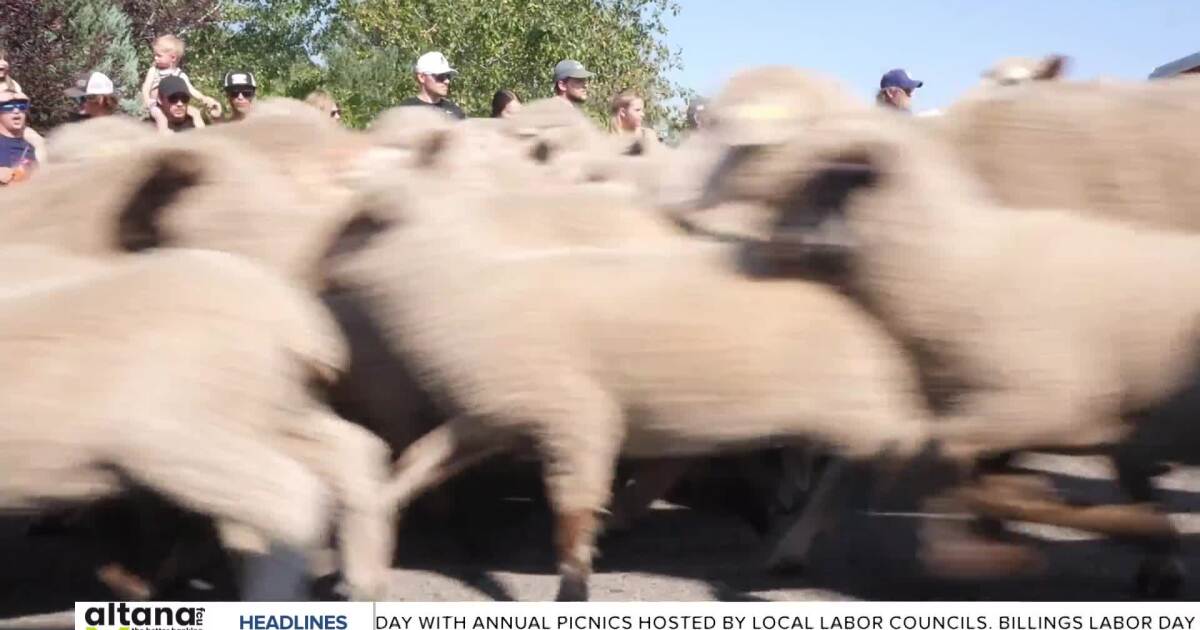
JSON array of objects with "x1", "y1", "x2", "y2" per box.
[
  {"x1": 153, "y1": 75, "x2": 200, "y2": 132},
  {"x1": 877, "y1": 68, "x2": 922, "y2": 112},
  {"x1": 552, "y1": 59, "x2": 594, "y2": 106}
]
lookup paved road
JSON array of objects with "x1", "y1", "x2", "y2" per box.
[{"x1": 3, "y1": 454, "x2": 1198, "y2": 629}]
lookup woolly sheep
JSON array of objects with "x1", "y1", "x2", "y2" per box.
[
  {"x1": 0, "y1": 247, "x2": 393, "y2": 600},
  {"x1": 351, "y1": 113, "x2": 842, "y2": 549},
  {"x1": 928, "y1": 76, "x2": 1200, "y2": 232},
  {"x1": 979, "y1": 54, "x2": 1068, "y2": 87},
  {"x1": 325, "y1": 170, "x2": 937, "y2": 601},
  {"x1": 0, "y1": 129, "x2": 356, "y2": 290},
  {"x1": 697, "y1": 110, "x2": 1200, "y2": 593}
]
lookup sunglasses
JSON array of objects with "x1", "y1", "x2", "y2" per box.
[
  {"x1": 166, "y1": 94, "x2": 190, "y2": 104},
  {"x1": 227, "y1": 89, "x2": 255, "y2": 100},
  {"x1": 0, "y1": 99, "x2": 30, "y2": 113},
  {"x1": 432, "y1": 73, "x2": 453, "y2": 83}
]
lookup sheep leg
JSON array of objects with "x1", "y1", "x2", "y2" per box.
[
  {"x1": 607, "y1": 458, "x2": 693, "y2": 532},
  {"x1": 539, "y1": 398, "x2": 624, "y2": 602},
  {"x1": 1112, "y1": 451, "x2": 1184, "y2": 596},
  {"x1": 383, "y1": 417, "x2": 506, "y2": 514},
  {"x1": 764, "y1": 455, "x2": 846, "y2": 571},
  {"x1": 282, "y1": 409, "x2": 395, "y2": 601},
  {"x1": 956, "y1": 473, "x2": 1176, "y2": 539}
]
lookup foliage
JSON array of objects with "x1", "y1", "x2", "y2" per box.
[
  {"x1": 1, "y1": 0, "x2": 140, "y2": 127},
  {"x1": 1, "y1": 0, "x2": 689, "y2": 134},
  {"x1": 337, "y1": 0, "x2": 686, "y2": 131}
]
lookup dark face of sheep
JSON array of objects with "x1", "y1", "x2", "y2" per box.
[{"x1": 698, "y1": 133, "x2": 885, "y2": 276}]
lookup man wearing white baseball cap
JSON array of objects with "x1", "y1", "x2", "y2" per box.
[
  {"x1": 399, "y1": 51, "x2": 466, "y2": 120},
  {"x1": 63, "y1": 71, "x2": 119, "y2": 119}
]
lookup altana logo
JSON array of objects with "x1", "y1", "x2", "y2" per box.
[{"x1": 82, "y1": 602, "x2": 205, "y2": 630}]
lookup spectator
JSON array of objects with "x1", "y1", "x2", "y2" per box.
[
  {"x1": 221, "y1": 70, "x2": 257, "y2": 122},
  {"x1": 64, "y1": 71, "x2": 119, "y2": 119},
  {"x1": 0, "y1": 88, "x2": 37, "y2": 185},
  {"x1": 304, "y1": 90, "x2": 342, "y2": 124},
  {"x1": 609, "y1": 88, "x2": 655, "y2": 143},
  {"x1": 140, "y1": 34, "x2": 221, "y2": 130},
  {"x1": 686, "y1": 97, "x2": 707, "y2": 130},
  {"x1": 552, "y1": 59, "x2": 593, "y2": 106},
  {"x1": 490, "y1": 89, "x2": 521, "y2": 118},
  {"x1": 876, "y1": 68, "x2": 922, "y2": 112},
  {"x1": 151, "y1": 76, "x2": 201, "y2": 133},
  {"x1": 399, "y1": 52, "x2": 466, "y2": 120},
  {"x1": 0, "y1": 50, "x2": 22, "y2": 94}
]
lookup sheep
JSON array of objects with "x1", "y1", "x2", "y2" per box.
[
  {"x1": 321, "y1": 163, "x2": 938, "y2": 601},
  {"x1": 360, "y1": 108, "x2": 857, "y2": 552},
  {"x1": 0, "y1": 125, "x2": 358, "y2": 290},
  {"x1": 979, "y1": 54, "x2": 1068, "y2": 87},
  {"x1": 345, "y1": 117, "x2": 831, "y2": 539},
  {"x1": 704, "y1": 66, "x2": 868, "y2": 148},
  {"x1": 927, "y1": 76, "x2": 1200, "y2": 232},
  {"x1": 41, "y1": 115, "x2": 158, "y2": 166},
  {"x1": 694, "y1": 109, "x2": 1200, "y2": 594},
  {"x1": 0, "y1": 246, "x2": 393, "y2": 600}
]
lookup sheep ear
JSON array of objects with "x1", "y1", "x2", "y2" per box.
[
  {"x1": 415, "y1": 128, "x2": 453, "y2": 168},
  {"x1": 1035, "y1": 54, "x2": 1067, "y2": 80},
  {"x1": 115, "y1": 149, "x2": 207, "y2": 252},
  {"x1": 779, "y1": 151, "x2": 879, "y2": 228},
  {"x1": 530, "y1": 140, "x2": 553, "y2": 164},
  {"x1": 321, "y1": 209, "x2": 393, "y2": 263}
]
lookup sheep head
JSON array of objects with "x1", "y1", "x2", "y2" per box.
[
  {"x1": 697, "y1": 112, "x2": 979, "y2": 270},
  {"x1": 980, "y1": 54, "x2": 1069, "y2": 87}
]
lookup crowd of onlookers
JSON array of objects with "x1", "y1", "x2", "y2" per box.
[{"x1": 0, "y1": 30, "x2": 928, "y2": 187}]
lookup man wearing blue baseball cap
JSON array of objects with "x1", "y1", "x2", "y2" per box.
[{"x1": 877, "y1": 68, "x2": 923, "y2": 112}]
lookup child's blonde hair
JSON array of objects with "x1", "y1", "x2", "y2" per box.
[{"x1": 154, "y1": 34, "x2": 185, "y2": 59}]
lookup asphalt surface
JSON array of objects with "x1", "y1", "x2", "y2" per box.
[{"x1": 3, "y1": 454, "x2": 1199, "y2": 629}]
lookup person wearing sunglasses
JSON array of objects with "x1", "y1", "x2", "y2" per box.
[
  {"x1": 399, "y1": 51, "x2": 466, "y2": 120},
  {"x1": 304, "y1": 90, "x2": 343, "y2": 125},
  {"x1": 220, "y1": 70, "x2": 258, "y2": 123},
  {"x1": 876, "y1": 68, "x2": 923, "y2": 112},
  {"x1": 0, "y1": 89, "x2": 37, "y2": 185},
  {"x1": 150, "y1": 76, "x2": 202, "y2": 133}
]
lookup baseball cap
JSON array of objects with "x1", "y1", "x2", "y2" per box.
[
  {"x1": 63, "y1": 71, "x2": 115, "y2": 98},
  {"x1": 415, "y1": 52, "x2": 457, "y2": 76},
  {"x1": 223, "y1": 70, "x2": 257, "y2": 91},
  {"x1": 880, "y1": 68, "x2": 923, "y2": 91},
  {"x1": 158, "y1": 75, "x2": 190, "y2": 99},
  {"x1": 553, "y1": 59, "x2": 594, "y2": 82}
]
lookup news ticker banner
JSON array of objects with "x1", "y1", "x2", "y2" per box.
[{"x1": 75, "y1": 601, "x2": 1200, "y2": 630}]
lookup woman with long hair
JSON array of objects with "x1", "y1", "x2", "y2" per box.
[{"x1": 490, "y1": 89, "x2": 521, "y2": 118}]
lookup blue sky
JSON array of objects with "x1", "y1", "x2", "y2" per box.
[{"x1": 661, "y1": 1, "x2": 1200, "y2": 111}]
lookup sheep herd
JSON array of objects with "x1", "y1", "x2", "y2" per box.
[{"x1": 2, "y1": 55, "x2": 1200, "y2": 604}]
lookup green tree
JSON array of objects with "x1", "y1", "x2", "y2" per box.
[
  {"x1": 335, "y1": 0, "x2": 685, "y2": 131},
  {"x1": 182, "y1": 0, "x2": 334, "y2": 101},
  {"x1": 0, "y1": 0, "x2": 221, "y2": 128}
]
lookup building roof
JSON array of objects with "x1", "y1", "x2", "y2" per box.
[{"x1": 1149, "y1": 51, "x2": 1200, "y2": 79}]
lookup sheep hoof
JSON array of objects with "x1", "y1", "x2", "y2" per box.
[
  {"x1": 555, "y1": 573, "x2": 590, "y2": 601},
  {"x1": 766, "y1": 554, "x2": 807, "y2": 576},
  {"x1": 1135, "y1": 556, "x2": 1184, "y2": 599},
  {"x1": 96, "y1": 563, "x2": 154, "y2": 601}
]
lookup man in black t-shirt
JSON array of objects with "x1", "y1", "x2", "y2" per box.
[
  {"x1": 148, "y1": 76, "x2": 199, "y2": 132},
  {"x1": 398, "y1": 51, "x2": 466, "y2": 120}
]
